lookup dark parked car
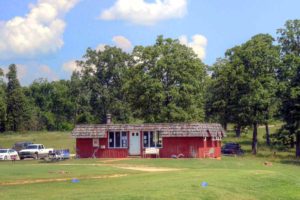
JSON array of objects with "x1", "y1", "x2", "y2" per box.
[
  {"x1": 221, "y1": 143, "x2": 244, "y2": 155},
  {"x1": 12, "y1": 142, "x2": 33, "y2": 152}
]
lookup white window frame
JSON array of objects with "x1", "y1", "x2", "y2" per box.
[
  {"x1": 108, "y1": 131, "x2": 128, "y2": 149},
  {"x1": 93, "y1": 138, "x2": 100, "y2": 147},
  {"x1": 143, "y1": 131, "x2": 163, "y2": 148}
]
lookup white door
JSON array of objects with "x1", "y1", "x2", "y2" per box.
[{"x1": 129, "y1": 132, "x2": 140, "y2": 155}]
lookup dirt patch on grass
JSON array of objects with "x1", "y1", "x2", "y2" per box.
[
  {"x1": 0, "y1": 174, "x2": 128, "y2": 186},
  {"x1": 100, "y1": 158, "x2": 132, "y2": 163},
  {"x1": 31, "y1": 163, "x2": 107, "y2": 167},
  {"x1": 115, "y1": 166, "x2": 183, "y2": 172},
  {"x1": 31, "y1": 162, "x2": 183, "y2": 172},
  {"x1": 252, "y1": 170, "x2": 275, "y2": 175},
  {"x1": 48, "y1": 170, "x2": 69, "y2": 174}
]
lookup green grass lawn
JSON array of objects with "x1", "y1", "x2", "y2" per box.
[
  {"x1": 0, "y1": 131, "x2": 75, "y2": 153},
  {"x1": 0, "y1": 124, "x2": 299, "y2": 200},
  {"x1": 223, "y1": 123, "x2": 296, "y2": 158},
  {"x1": 0, "y1": 157, "x2": 299, "y2": 200}
]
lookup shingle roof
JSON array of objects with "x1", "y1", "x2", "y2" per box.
[{"x1": 72, "y1": 123, "x2": 225, "y2": 138}]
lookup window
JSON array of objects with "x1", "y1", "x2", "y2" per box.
[
  {"x1": 109, "y1": 131, "x2": 128, "y2": 148},
  {"x1": 121, "y1": 132, "x2": 127, "y2": 147},
  {"x1": 143, "y1": 131, "x2": 162, "y2": 148},
  {"x1": 116, "y1": 132, "x2": 121, "y2": 147},
  {"x1": 27, "y1": 145, "x2": 38, "y2": 149}
]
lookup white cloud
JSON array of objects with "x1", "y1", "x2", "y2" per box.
[
  {"x1": 100, "y1": 0, "x2": 187, "y2": 26},
  {"x1": 1, "y1": 64, "x2": 28, "y2": 80},
  {"x1": 96, "y1": 35, "x2": 133, "y2": 52},
  {"x1": 2, "y1": 63, "x2": 59, "y2": 85},
  {"x1": 112, "y1": 36, "x2": 133, "y2": 51},
  {"x1": 16, "y1": 64, "x2": 28, "y2": 80},
  {"x1": 96, "y1": 44, "x2": 106, "y2": 52},
  {"x1": 62, "y1": 60, "x2": 80, "y2": 73},
  {"x1": 38, "y1": 64, "x2": 59, "y2": 81},
  {"x1": 2, "y1": 67, "x2": 8, "y2": 77},
  {"x1": 0, "y1": 0, "x2": 79, "y2": 59},
  {"x1": 179, "y1": 34, "x2": 208, "y2": 60},
  {"x1": 0, "y1": 66, "x2": 5, "y2": 75}
]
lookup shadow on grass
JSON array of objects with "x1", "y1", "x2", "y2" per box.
[
  {"x1": 238, "y1": 140, "x2": 252, "y2": 146},
  {"x1": 39, "y1": 158, "x2": 68, "y2": 164},
  {"x1": 280, "y1": 159, "x2": 300, "y2": 166},
  {"x1": 251, "y1": 153, "x2": 300, "y2": 166}
]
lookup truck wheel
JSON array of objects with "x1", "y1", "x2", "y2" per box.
[{"x1": 34, "y1": 153, "x2": 39, "y2": 160}]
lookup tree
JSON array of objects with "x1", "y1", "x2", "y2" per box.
[
  {"x1": 206, "y1": 58, "x2": 250, "y2": 135},
  {"x1": 70, "y1": 71, "x2": 94, "y2": 124},
  {"x1": 51, "y1": 80, "x2": 75, "y2": 130},
  {"x1": 125, "y1": 36, "x2": 207, "y2": 122},
  {"x1": 0, "y1": 68, "x2": 6, "y2": 132},
  {"x1": 206, "y1": 59, "x2": 231, "y2": 129},
  {"x1": 277, "y1": 19, "x2": 300, "y2": 157},
  {"x1": 225, "y1": 34, "x2": 280, "y2": 154},
  {"x1": 6, "y1": 64, "x2": 27, "y2": 131},
  {"x1": 78, "y1": 46, "x2": 132, "y2": 123},
  {"x1": 26, "y1": 79, "x2": 56, "y2": 130}
]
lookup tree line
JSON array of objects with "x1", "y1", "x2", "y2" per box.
[{"x1": 0, "y1": 20, "x2": 299, "y2": 157}]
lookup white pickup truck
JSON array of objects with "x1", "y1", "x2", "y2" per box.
[{"x1": 19, "y1": 144, "x2": 53, "y2": 160}]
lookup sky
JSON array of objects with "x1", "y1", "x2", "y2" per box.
[{"x1": 0, "y1": 0, "x2": 300, "y2": 85}]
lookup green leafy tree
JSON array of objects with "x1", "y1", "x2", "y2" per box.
[
  {"x1": 125, "y1": 36, "x2": 207, "y2": 122},
  {"x1": 206, "y1": 58, "x2": 250, "y2": 135},
  {"x1": 206, "y1": 59, "x2": 229, "y2": 129},
  {"x1": 6, "y1": 64, "x2": 27, "y2": 131},
  {"x1": 70, "y1": 71, "x2": 94, "y2": 124},
  {"x1": 225, "y1": 34, "x2": 280, "y2": 154},
  {"x1": 26, "y1": 79, "x2": 54, "y2": 130},
  {"x1": 27, "y1": 79, "x2": 76, "y2": 131},
  {"x1": 50, "y1": 80, "x2": 75, "y2": 130},
  {"x1": 277, "y1": 19, "x2": 300, "y2": 157},
  {"x1": 78, "y1": 46, "x2": 132, "y2": 123},
  {"x1": 0, "y1": 68, "x2": 6, "y2": 132}
]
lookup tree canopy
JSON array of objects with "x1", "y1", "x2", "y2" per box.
[
  {"x1": 125, "y1": 36, "x2": 207, "y2": 122},
  {"x1": 0, "y1": 21, "x2": 300, "y2": 157},
  {"x1": 277, "y1": 20, "x2": 300, "y2": 157}
]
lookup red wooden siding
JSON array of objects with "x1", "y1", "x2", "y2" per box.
[
  {"x1": 76, "y1": 138, "x2": 95, "y2": 158},
  {"x1": 148, "y1": 137, "x2": 221, "y2": 158},
  {"x1": 76, "y1": 137, "x2": 129, "y2": 158},
  {"x1": 77, "y1": 137, "x2": 221, "y2": 159},
  {"x1": 98, "y1": 137, "x2": 128, "y2": 158},
  {"x1": 158, "y1": 137, "x2": 202, "y2": 158}
]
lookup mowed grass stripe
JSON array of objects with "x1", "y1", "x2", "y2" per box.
[{"x1": 0, "y1": 158, "x2": 299, "y2": 200}]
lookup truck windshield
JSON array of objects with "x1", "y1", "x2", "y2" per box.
[
  {"x1": 26, "y1": 145, "x2": 38, "y2": 149},
  {"x1": 0, "y1": 149, "x2": 8, "y2": 153}
]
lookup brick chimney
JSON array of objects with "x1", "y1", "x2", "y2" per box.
[{"x1": 106, "y1": 114, "x2": 112, "y2": 124}]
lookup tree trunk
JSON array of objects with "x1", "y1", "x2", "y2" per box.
[
  {"x1": 222, "y1": 123, "x2": 227, "y2": 131},
  {"x1": 265, "y1": 123, "x2": 270, "y2": 146},
  {"x1": 235, "y1": 125, "x2": 241, "y2": 137},
  {"x1": 296, "y1": 133, "x2": 300, "y2": 158},
  {"x1": 252, "y1": 122, "x2": 258, "y2": 155},
  {"x1": 290, "y1": 136, "x2": 295, "y2": 148}
]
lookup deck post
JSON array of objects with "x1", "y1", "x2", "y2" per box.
[{"x1": 203, "y1": 137, "x2": 207, "y2": 158}]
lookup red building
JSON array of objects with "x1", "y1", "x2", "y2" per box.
[{"x1": 72, "y1": 118, "x2": 225, "y2": 159}]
